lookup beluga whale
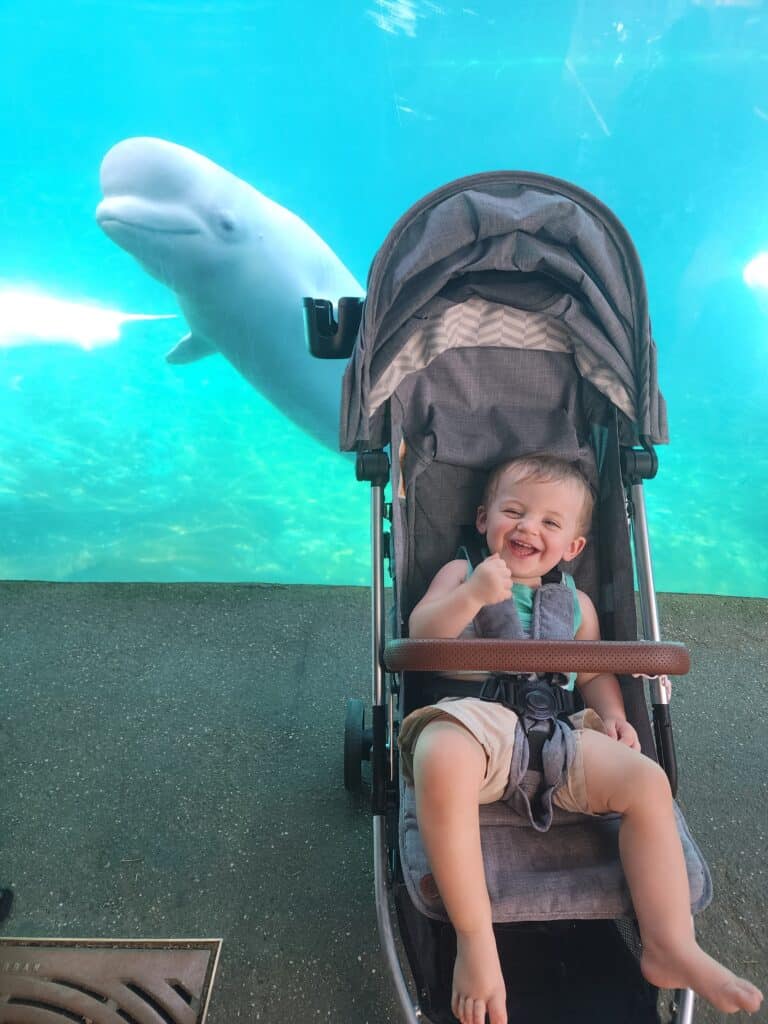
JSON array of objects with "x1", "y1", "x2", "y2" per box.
[{"x1": 96, "y1": 137, "x2": 364, "y2": 450}]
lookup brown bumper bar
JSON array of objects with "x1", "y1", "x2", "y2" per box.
[{"x1": 383, "y1": 639, "x2": 690, "y2": 677}]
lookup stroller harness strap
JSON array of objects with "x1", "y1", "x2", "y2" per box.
[{"x1": 458, "y1": 543, "x2": 580, "y2": 832}]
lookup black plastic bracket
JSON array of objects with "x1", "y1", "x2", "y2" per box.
[
  {"x1": 356, "y1": 449, "x2": 390, "y2": 486},
  {"x1": 303, "y1": 296, "x2": 363, "y2": 359},
  {"x1": 620, "y1": 436, "x2": 658, "y2": 484},
  {"x1": 371, "y1": 704, "x2": 387, "y2": 814}
]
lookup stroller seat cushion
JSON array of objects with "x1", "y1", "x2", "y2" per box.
[{"x1": 399, "y1": 776, "x2": 713, "y2": 923}]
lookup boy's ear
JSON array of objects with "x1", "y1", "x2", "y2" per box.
[
  {"x1": 476, "y1": 506, "x2": 488, "y2": 534},
  {"x1": 563, "y1": 535, "x2": 587, "y2": 562}
]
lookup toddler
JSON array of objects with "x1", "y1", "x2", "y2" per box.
[{"x1": 399, "y1": 454, "x2": 763, "y2": 1024}]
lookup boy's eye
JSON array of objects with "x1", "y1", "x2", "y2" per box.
[{"x1": 544, "y1": 519, "x2": 560, "y2": 528}]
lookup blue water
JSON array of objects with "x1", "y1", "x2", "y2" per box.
[{"x1": 1, "y1": 1, "x2": 767, "y2": 596}]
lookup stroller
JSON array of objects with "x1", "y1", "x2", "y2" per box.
[{"x1": 305, "y1": 172, "x2": 712, "y2": 1023}]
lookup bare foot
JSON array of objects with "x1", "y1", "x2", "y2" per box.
[
  {"x1": 451, "y1": 928, "x2": 507, "y2": 1024},
  {"x1": 642, "y1": 944, "x2": 763, "y2": 1015}
]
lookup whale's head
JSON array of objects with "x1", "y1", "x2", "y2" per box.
[{"x1": 96, "y1": 137, "x2": 257, "y2": 293}]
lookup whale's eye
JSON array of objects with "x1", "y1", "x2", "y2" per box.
[{"x1": 219, "y1": 215, "x2": 236, "y2": 233}]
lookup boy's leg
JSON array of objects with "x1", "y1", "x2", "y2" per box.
[
  {"x1": 579, "y1": 731, "x2": 762, "y2": 1015},
  {"x1": 412, "y1": 718, "x2": 508, "y2": 1024}
]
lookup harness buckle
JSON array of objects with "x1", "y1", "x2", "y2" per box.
[
  {"x1": 479, "y1": 673, "x2": 574, "y2": 720},
  {"x1": 478, "y1": 673, "x2": 576, "y2": 775}
]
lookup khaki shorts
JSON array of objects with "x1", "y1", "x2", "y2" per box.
[{"x1": 398, "y1": 697, "x2": 607, "y2": 815}]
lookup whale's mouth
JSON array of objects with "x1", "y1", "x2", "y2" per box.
[
  {"x1": 96, "y1": 196, "x2": 204, "y2": 238},
  {"x1": 97, "y1": 215, "x2": 201, "y2": 236}
]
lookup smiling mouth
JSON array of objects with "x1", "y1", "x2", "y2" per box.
[{"x1": 507, "y1": 539, "x2": 539, "y2": 557}]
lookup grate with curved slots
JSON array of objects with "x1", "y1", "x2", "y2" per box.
[{"x1": 0, "y1": 938, "x2": 221, "y2": 1024}]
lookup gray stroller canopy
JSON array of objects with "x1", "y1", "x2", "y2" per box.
[{"x1": 341, "y1": 172, "x2": 668, "y2": 451}]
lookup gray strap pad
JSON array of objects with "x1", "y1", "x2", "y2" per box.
[
  {"x1": 473, "y1": 576, "x2": 575, "y2": 641},
  {"x1": 503, "y1": 719, "x2": 578, "y2": 832},
  {"x1": 473, "y1": 578, "x2": 580, "y2": 830}
]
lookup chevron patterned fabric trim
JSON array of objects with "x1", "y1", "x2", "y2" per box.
[{"x1": 368, "y1": 297, "x2": 635, "y2": 422}]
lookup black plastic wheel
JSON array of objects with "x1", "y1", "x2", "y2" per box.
[{"x1": 344, "y1": 698, "x2": 366, "y2": 791}]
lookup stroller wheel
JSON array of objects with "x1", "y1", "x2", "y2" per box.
[{"x1": 344, "y1": 698, "x2": 371, "y2": 791}]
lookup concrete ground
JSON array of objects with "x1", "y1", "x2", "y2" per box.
[{"x1": 0, "y1": 582, "x2": 765, "y2": 1023}]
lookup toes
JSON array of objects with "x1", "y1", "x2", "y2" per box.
[
  {"x1": 454, "y1": 992, "x2": 470, "y2": 1024},
  {"x1": 734, "y1": 979, "x2": 763, "y2": 1015},
  {"x1": 488, "y1": 991, "x2": 508, "y2": 1024},
  {"x1": 452, "y1": 994, "x2": 486, "y2": 1024},
  {"x1": 452, "y1": 986, "x2": 509, "y2": 1023},
  {"x1": 470, "y1": 998, "x2": 486, "y2": 1024},
  {"x1": 719, "y1": 977, "x2": 762, "y2": 1014},
  {"x1": 451, "y1": 991, "x2": 462, "y2": 1022},
  {"x1": 713, "y1": 977, "x2": 763, "y2": 1015}
]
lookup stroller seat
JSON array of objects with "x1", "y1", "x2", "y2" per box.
[
  {"x1": 386, "y1": 295, "x2": 712, "y2": 930},
  {"x1": 400, "y1": 780, "x2": 711, "y2": 924}
]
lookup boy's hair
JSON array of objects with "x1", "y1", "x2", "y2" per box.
[{"x1": 482, "y1": 453, "x2": 595, "y2": 533}]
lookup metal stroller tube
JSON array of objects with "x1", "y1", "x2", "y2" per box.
[
  {"x1": 630, "y1": 482, "x2": 668, "y2": 704},
  {"x1": 374, "y1": 817, "x2": 421, "y2": 1023},
  {"x1": 630, "y1": 481, "x2": 696, "y2": 1022},
  {"x1": 371, "y1": 483, "x2": 386, "y2": 709},
  {"x1": 370, "y1": 480, "x2": 422, "y2": 1021}
]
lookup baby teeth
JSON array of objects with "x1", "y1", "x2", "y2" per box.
[{"x1": 510, "y1": 540, "x2": 535, "y2": 553}]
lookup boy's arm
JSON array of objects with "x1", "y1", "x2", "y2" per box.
[
  {"x1": 408, "y1": 560, "x2": 485, "y2": 638},
  {"x1": 575, "y1": 592, "x2": 641, "y2": 750},
  {"x1": 409, "y1": 554, "x2": 515, "y2": 638}
]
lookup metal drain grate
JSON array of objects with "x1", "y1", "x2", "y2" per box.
[{"x1": 0, "y1": 937, "x2": 221, "y2": 1024}]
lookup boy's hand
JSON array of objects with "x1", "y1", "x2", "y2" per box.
[
  {"x1": 466, "y1": 553, "x2": 513, "y2": 606},
  {"x1": 602, "y1": 717, "x2": 641, "y2": 750}
]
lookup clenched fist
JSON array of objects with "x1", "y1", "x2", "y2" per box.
[{"x1": 466, "y1": 553, "x2": 513, "y2": 606}]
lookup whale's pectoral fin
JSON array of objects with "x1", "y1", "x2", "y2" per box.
[{"x1": 165, "y1": 333, "x2": 219, "y2": 364}]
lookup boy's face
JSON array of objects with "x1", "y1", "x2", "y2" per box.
[{"x1": 476, "y1": 471, "x2": 587, "y2": 583}]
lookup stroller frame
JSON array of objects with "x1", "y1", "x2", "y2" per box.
[{"x1": 305, "y1": 170, "x2": 706, "y2": 1023}]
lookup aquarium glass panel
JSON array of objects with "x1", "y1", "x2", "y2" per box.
[{"x1": 1, "y1": 1, "x2": 766, "y2": 596}]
